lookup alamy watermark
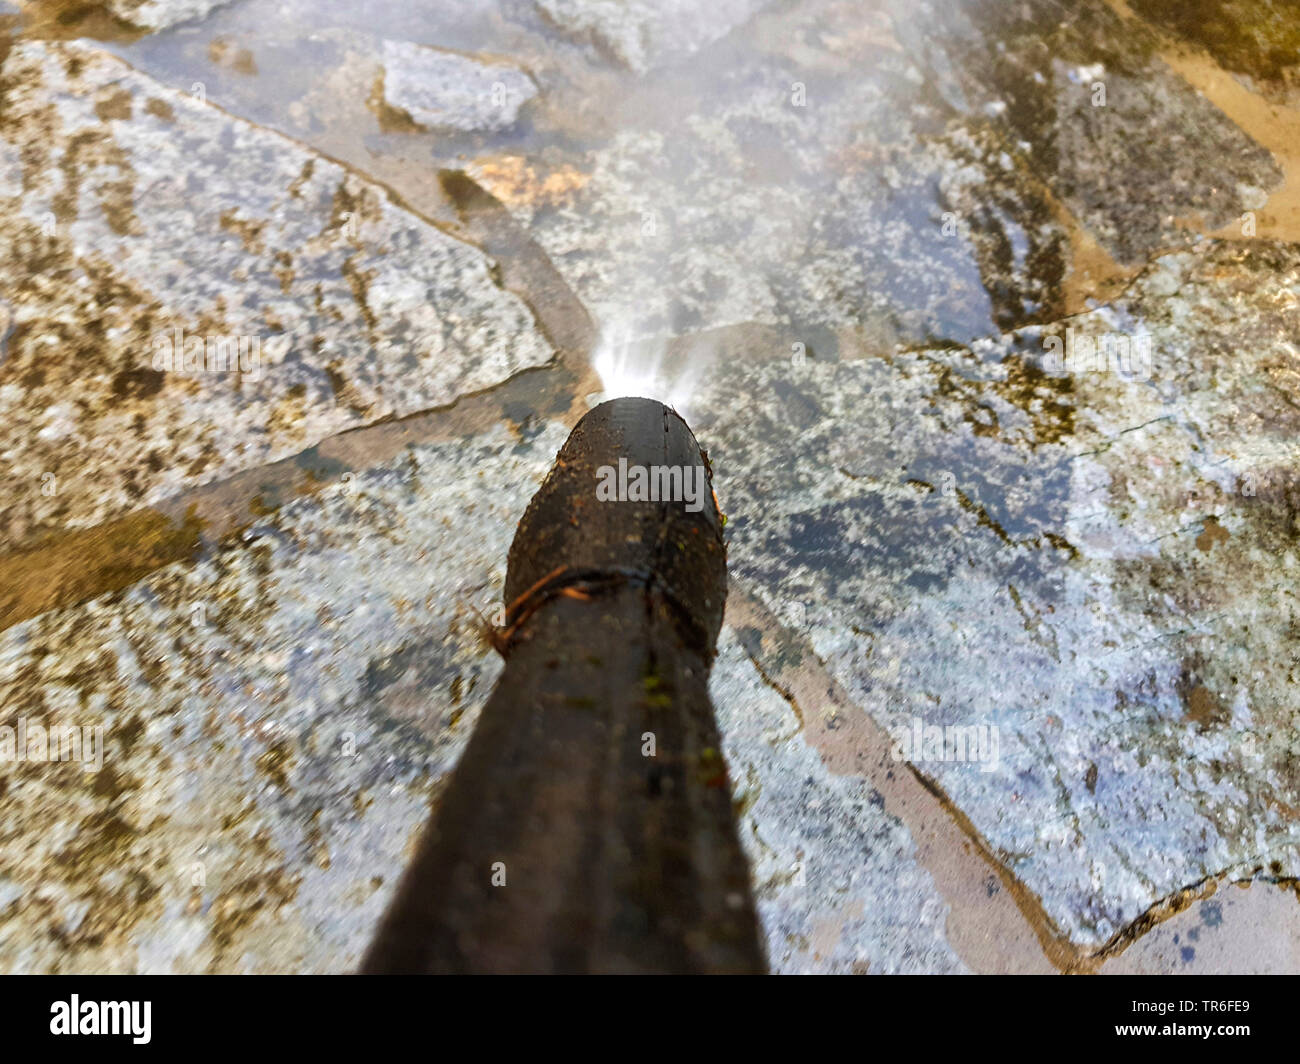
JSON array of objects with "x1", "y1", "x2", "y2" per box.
[
  {"x1": 889, "y1": 716, "x2": 1000, "y2": 773},
  {"x1": 595, "y1": 458, "x2": 709, "y2": 513},
  {"x1": 50, "y1": 996, "x2": 150, "y2": 1044},
  {"x1": 0, "y1": 718, "x2": 104, "y2": 773},
  {"x1": 151, "y1": 327, "x2": 289, "y2": 382},
  {"x1": 1042, "y1": 326, "x2": 1153, "y2": 382}
]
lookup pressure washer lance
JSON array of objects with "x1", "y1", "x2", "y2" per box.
[{"x1": 361, "y1": 397, "x2": 766, "y2": 974}]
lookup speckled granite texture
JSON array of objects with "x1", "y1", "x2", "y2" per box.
[{"x1": 1, "y1": 0, "x2": 1297, "y2": 973}]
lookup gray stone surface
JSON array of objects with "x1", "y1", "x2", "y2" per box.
[
  {"x1": 886, "y1": 0, "x2": 1283, "y2": 263},
  {"x1": 535, "y1": 0, "x2": 771, "y2": 74},
  {"x1": 472, "y1": 79, "x2": 1067, "y2": 346},
  {"x1": 711, "y1": 631, "x2": 967, "y2": 974},
  {"x1": 0, "y1": 421, "x2": 566, "y2": 972},
  {"x1": 0, "y1": 409, "x2": 972, "y2": 974},
  {"x1": 108, "y1": 0, "x2": 238, "y2": 31},
  {"x1": 692, "y1": 239, "x2": 1300, "y2": 949},
  {"x1": 1106, "y1": 881, "x2": 1300, "y2": 974},
  {"x1": 2, "y1": 0, "x2": 1299, "y2": 974},
  {"x1": 471, "y1": 0, "x2": 1280, "y2": 350},
  {"x1": 473, "y1": 0, "x2": 1068, "y2": 346},
  {"x1": 380, "y1": 40, "x2": 537, "y2": 132},
  {"x1": 0, "y1": 41, "x2": 552, "y2": 542}
]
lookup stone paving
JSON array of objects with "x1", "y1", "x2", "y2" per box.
[{"x1": 0, "y1": 0, "x2": 1297, "y2": 972}]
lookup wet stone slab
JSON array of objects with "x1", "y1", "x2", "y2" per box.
[
  {"x1": 0, "y1": 40, "x2": 553, "y2": 543},
  {"x1": 711, "y1": 630, "x2": 967, "y2": 973},
  {"x1": 887, "y1": 0, "x2": 1283, "y2": 264},
  {"x1": 1105, "y1": 880, "x2": 1300, "y2": 973},
  {"x1": 1127, "y1": 0, "x2": 1300, "y2": 104},
  {"x1": 692, "y1": 238, "x2": 1300, "y2": 947},
  {"x1": 0, "y1": 411, "x2": 970, "y2": 973},
  {"x1": 534, "y1": 0, "x2": 773, "y2": 75},
  {"x1": 2, "y1": 0, "x2": 1298, "y2": 973},
  {"x1": 472, "y1": 0, "x2": 1281, "y2": 345},
  {"x1": 474, "y1": 1, "x2": 1070, "y2": 346},
  {"x1": 105, "y1": 0, "x2": 239, "y2": 31},
  {"x1": 474, "y1": 0, "x2": 1286, "y2": 354},
  {"x1": 379, "y1": 40, "x2": 537, "y2": 133},
  {"x1": 0, "y1": 421, "x2": 567, "y2": 973}
]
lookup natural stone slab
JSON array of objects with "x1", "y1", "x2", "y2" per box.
[
  {"x1": 692, "y1": 238, "x2": 1300, "y2": 948},
  {"x1": 1104, "y1": 881, "x2": 1300, "y2": 974},
  {"x1": 484, "y1": 0, "x2": 1280, "y2": 351},
  {"x1": 535, "y1": 0, "x2": 771, "y2": 75},
  {"x1": 0, "y1": 421, "x2": 568, "y2": 973},
  {"x1": 0, "y1": 40, "x2": 553, "y2": 545},
  {"x1": 886, "y1": 0, "x2": 1282, "y2": 263},
  {"x1": 472, "y1": 56, "x2": 1069, "y2": 346},
  {"x1": 0, "y1": 412, "x2": 969, "y2": 974},
  {"x1": 711, "y1": 630, "x2": 966, "y2": 973},
  {"x1": 5, "y1": 239, "x2": 1295, "y2": 969},
  {"x1": 380, "y1": 41, "x2": 536, "y2": 133},
  {"x1": 107, "y1": 0, "x2": 238, "y2": 31},
  {"x1": 1127, "y1": 0, "x2": 1300, "y2": 103}
]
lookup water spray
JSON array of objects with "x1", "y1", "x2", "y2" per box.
[{"x1": 589, "y1": 323, "x2": 708, "y2": 419}]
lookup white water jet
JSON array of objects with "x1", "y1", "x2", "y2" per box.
[{"x1": 591, "y1": 322, "x2": 707, "y2": 422}]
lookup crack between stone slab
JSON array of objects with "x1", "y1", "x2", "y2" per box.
[
  {"x1": 0, "y1": 355, "x2": 582, "y2": 633},
  {"x1": 1092, "y1": 867, "x2": 1300, "y2": 968},
  {"x1": 1068, "y1": 414, "x2": 1178, "y2": 459}
]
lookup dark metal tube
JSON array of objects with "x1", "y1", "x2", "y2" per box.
[{"x1": 361, "y1": 398, "x2": 765, "y2": 973}]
